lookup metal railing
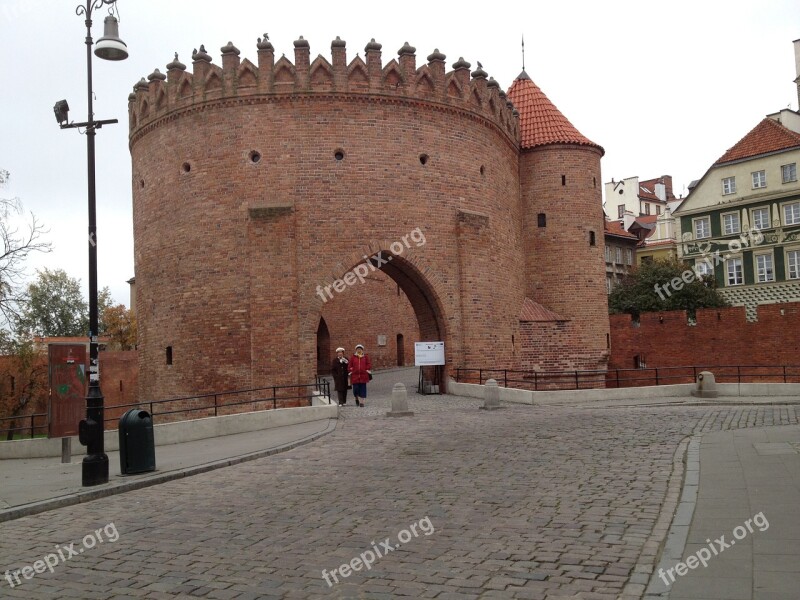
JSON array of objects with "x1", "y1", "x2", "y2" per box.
[
  {"x1": 0, "y1": 378, "x2": 331, "y2": 440},
  {"x1": 455, "y1": 365, "x2": 800, "y2": 391},
  {"x1": 0, "y1": 413, "x2": 48, "y2": 440}
]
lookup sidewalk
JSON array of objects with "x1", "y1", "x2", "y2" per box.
[
  {"x1": 647, "y1": 422, "x2": 800, "y2": 599},
  {"x1": 0, "y1": 417, "x2": 337, "y2": 523}
]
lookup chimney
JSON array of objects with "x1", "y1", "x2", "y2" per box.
[
  {"x1": 623, "y1": 210, "x2": 635, "y2": 233},
  {"x1": 794, "y1": 38, "x2": 800, "y2": 110}
]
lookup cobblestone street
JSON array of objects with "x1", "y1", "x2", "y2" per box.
[{"x1": 2, "y1": 378, "x2": 799, "y2": 599}]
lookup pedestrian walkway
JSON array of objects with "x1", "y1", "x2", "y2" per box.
[
  {"x1": 0, "y1": 418, "x2": 336, "y2": 523},
  {"x1": 646, "y1": 423, "x2": 800, "y2": 600}
]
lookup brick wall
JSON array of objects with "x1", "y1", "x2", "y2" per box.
[{"x1": 609, "y1": 302, "x2": 800, "y2": 375}]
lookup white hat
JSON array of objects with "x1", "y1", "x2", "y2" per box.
[
  {"x1": 355, "y1": 344, "x2": 364, "y2": 349},
  {"x1": 335, "y1": 347, "x2": 345, "y2": 352}
]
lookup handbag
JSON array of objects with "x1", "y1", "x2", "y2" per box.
[{"x1": 368, "y1": 371, "x2": 373, "y2": 381}]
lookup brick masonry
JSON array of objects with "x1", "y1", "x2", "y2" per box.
[
  {"x1": 129, "y1": 37, "x2": 609, "y2": 400},
  {"x1": 609, "y1": 302, "x2": 800, "y2": 377}
]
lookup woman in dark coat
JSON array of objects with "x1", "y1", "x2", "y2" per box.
[{"x1": 331, "y1": 347, "x2": 349, "y2": 405}]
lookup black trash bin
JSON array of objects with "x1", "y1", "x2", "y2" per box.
[{"x1": 118, "y1": 409, "x2": 156, "y2": 475}]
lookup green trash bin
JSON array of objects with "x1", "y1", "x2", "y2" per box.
[{"x1": 118, "y1": 409, "x2": 156, "y2": 474}]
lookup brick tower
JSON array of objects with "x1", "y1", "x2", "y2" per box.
[
  {"x1": 508, "y1": 71, "x2": 610, "y2": 372},
  {"x1": 128, "y1": 36, "x2": 609, "y2": 400}
]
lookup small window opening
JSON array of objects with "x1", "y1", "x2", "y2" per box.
[
  {"x1": 419, "y1": 154, "x2": 429, "y2": 165},
  {"x1": 480, "y1": 165, "x2": 485, "y2": 176},
  {"x1": 334, "y1": 150, "x2": 345, "y2": 161},
  {"x1": 166, "y1": 346, "x2": 173, "y2": 365},
  {"x1": 561, "y1": 175, "x2": 566, "y2": 186},
  {"x1": 249, "y1": 150, "x2": 261, "y2": 163},
  {"x1": 537, "y1": 213, "x2": 547, "y2": 227},
  {"x1": 589, "y1": 231, "x2": 596, "y2": 246},
  {"x1": 181, "y1": 162, "x2": 191, "y2": 173}
]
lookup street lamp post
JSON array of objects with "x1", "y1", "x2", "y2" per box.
[{"x1": 54, "y1": 0, "x2": 127, "y2": 487}]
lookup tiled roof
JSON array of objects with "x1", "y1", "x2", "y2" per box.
[
  {"x1": 638, "y1": 176, "x2": 676, "y2": 201},
  {"x1": 715, "y1": 117, "x2": 800, "y2": 165},
  {"x1": 507, "y1": 71, "x2": 602, "y2": 153},
  {"x1": 633, "y1": 215, "x2": 658, "y2": 225},
  {"x1": 519, "y1": 298, "x2": 569, "y2": 322},
  {"x1": 604, "y1": 219, "x2": 638, "y2": 240}
]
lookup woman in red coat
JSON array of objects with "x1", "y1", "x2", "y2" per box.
[{"x1": 348, "y1": 344, "x2": 372, "y2": 407}]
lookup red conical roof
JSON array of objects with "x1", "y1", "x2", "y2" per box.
[{"x1": 507, "y1": 71, "x2": 602, "y2": 153}]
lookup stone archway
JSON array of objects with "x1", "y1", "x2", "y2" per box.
[{"x1": 316, "y1": 251, "x2": 448, "y2": 391}]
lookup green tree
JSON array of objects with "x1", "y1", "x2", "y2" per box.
[
  {"x1": 608, "y1": 257, "x2": 729, "y2": 319},
  {"x1": 15, "y1": 268, "x2": 88, "y2": 337}
]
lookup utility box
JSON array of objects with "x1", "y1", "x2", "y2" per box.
[
  {"x1": 691, "y1": 371, "x2": 719, "y2": 398},
  {"x1": 118, "y1": 409, "x2": 156, "y2": 475}
]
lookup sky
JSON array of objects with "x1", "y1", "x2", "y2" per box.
[{"x1": 0, "y1": 0, "x2": 798, "y2": 308}]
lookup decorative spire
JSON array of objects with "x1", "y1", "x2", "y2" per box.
[
  {"x1": 365, "y1": 38, "x2": 382, "y2": 52},
  {"x1": 134, "y1": 77, "x2": 149, "y2": 92},
  {"x1": 192, "y1": 45, "x2": 211, "y2": 63},
  {"x1": 221, "y1": 41, "x2": 240, "y2": 56},
  {"x1": 521, "y1": 34, "x2": 525, "y2": 72},
  {"x1": 166, "y1": 52, "x2": 186, "y2": 71},
  {"x1": 147, "y1": 68, "x2": 166, "y2": 82},
  {"x1": 398, "y1": 41, "x2": 416, "y2": 56},
  {"x1": 257, "y1": 34, "x2": 273, "y2": 51},
  {"x1": 332, "y1": 36, "x2": 346, "y2": 48},
  {"x1": 452, "y1": 57, "x2": 471, "y2": 70},
  {"x1": 427, "y1": 48, "x2": 446, "y2": 62},
  {"x1": 293, "y1": 36, "x2": 309, "y2": 48},
  {"x1": 471, "y1": 62, "x2": 488, "y2": 79}
]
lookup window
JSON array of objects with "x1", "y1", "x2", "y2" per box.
[
  {"x1": 641, "y1": 255, "x2": 653, "y2": 264},
  {"x1": 782, "y1": 163, "x2": 797, "y2": 183},
  {"x1": 656, "y1": 205, "x2": 661, "y2": 215},
  {"x1": 693, "y1": 217, "x2": 711, "y2": 239},
  {"x1": 589, "y1": 231, "x2": 596, "y2": 246},
  {"x1": 606, "y1": 277, "x2": 613, "y2": 294},
  {"x1": 722, "y1": 212, "x2": 740, "y2": 235},
  {"x1": 752, "y1": 170, "x2": 766, "y2": 189},
  {"x1": 784, "y1": 202, "x2": 800, "y2": 226},
  {"x1": 752, "y1": 207, "x2": 770, "y2": 230},
  {"x1": 727, "y1": 257, "x2": 743, "y2": 286},
  {"x1": 755, "y1": 253, "x2": 774, "y2": 283},
  {"x1": 695, "y1": 259, "x2": 713, "y2": 278},
  {"x1": 626, "y1": 248, "x2": 633, "y2": 265},
  {"x1": 788, "y1": 249, "x2": 800, "y2": 279},
  {"x1": 722, "y1": 176, "x2": 736, "y2": 195},
  {"x1": 166, "y1": 346, "x2": 173, "y2": 365},
  {"x1": 605, "y1": 245, "x2": 611, "y2": 262},
  {"x1": 615, "y1": 247, "x2": 622, "y2": 263},
  {"x1": 644, "y1": 203, "x2": 651, "y2": 215},
  {"x1": 618, "y1": 204, "x2": 625, "y2": 218},
  {"x1": 537, "y1": 213, "x2": 547, "y2": 227}
]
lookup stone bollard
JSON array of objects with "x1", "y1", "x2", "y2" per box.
[
  {"x1": 386, "y1": 383, "x2": 414, "y2": 417},
  {"x1": 691, "y1": 371, "x2": 718, "y2": 398},
  {"x1": 479, "y1": 378, "x2": 503, "y2": 410}
]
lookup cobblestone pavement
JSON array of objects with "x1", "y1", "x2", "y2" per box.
[{"x1": 2, "y1": 381, "x2": 800, "y2": 599}]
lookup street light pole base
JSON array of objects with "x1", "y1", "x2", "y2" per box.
[{"x1": 82, "y1": 453, "x2": 109, "y2": 486}]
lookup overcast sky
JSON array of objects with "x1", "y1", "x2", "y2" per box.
[{"x1": 1, "y1": 0, "x2": 798, "y2": 308}]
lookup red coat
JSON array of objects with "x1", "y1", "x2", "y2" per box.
[{"x1": 348, "y1": 353, "x2": 372, "y2": 384}]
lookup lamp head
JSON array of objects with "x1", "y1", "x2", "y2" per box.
[
  {"x1": 94, "y1": 15, "x2": 128, "y2": 61},
  {"x1": 53, "y1": 99, "x2": 69, "y2": 125}
]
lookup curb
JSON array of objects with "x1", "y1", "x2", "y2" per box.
[{"x1": 0, "y1": 419, "x2": 337, "y2": 524}]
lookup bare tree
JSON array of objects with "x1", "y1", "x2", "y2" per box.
[{"x1": 0, "y1": 169, "x2": 52, "y2": 327}]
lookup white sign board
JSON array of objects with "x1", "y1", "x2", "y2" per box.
[{"x1": 415, "y1": 342, "x2": 445, "y2": 366}]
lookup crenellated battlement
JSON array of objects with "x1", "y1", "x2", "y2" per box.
[{"x1": 128, "y1": 35, "x2": 520, "y2": 145}]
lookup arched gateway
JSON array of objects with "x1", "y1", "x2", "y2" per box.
[{"x1": 128, "y1": 36, "x2": 610, "y2": 400}]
